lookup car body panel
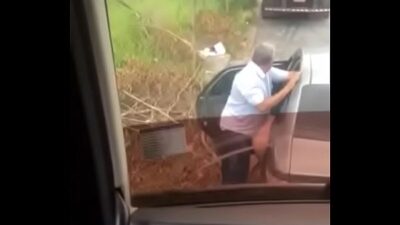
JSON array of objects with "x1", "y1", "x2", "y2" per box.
[
  {"x1": 290, "y1": 138, "x2": 330, "y2": 182},
  {"x1": 271, "y1": 52, "x2": 329, "y2": 182},
  {"x1": 196, "y1": 49, "x2": 330, "y2": 183},
  {"x1": 310, "y1": 53, "x2": 330, "y2": 85},
  {"x1": 131, "y1": 202, "x2": 329, "y2": 224}
]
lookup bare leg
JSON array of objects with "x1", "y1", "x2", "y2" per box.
[{"x1": 249, "y1": 116, "x2": 275, "y2": 183}]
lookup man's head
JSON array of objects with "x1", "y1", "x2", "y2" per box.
[{"x1": 252, "y1": 42, "x2": 275, "y2": 73}]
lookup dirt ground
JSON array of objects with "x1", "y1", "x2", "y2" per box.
[
  {"x1": 119, "y1": 10, "x2": 259, "y2": 196},
  {"x1": 124, "y1": 119, "x2": 222, "y2": 195},
  {"x1": 123, "y1": 119, "x2": 280, "y2": 196}
]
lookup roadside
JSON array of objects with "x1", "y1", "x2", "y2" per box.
[
  {"x1": 107, "y1": 0, "x2": 261, "y2": 195},
  {"x1": 110, "y1": 0, "x2": 259, "y2": 126},
  {"x1": 108, "y1": 0, "x2": 331, "y2": 195}
]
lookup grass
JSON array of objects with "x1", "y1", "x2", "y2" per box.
[
  {"x1": 106, "y1": 0, "x2": 256, "y2": 67},
  {"x1": 110, "y1": 0, "x2": 258, "y2": 195},
  {"x1": 106, "y1": 0, "x2": 156, "y2": 66}
]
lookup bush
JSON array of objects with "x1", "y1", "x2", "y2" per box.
[
  {"x1": 226, "y1": 0, "x2": 258, "y2": 11},
  {"x1": 107, "y1": 0, "x2": 255, "y2": 67}
]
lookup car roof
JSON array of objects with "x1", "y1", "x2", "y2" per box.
[{"x1": 309, "y1": 52, "x2": 330, "y2": 85}]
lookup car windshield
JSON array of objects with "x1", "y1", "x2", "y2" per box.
[{"x1": 105, "y1": 0, "x2": 330, "y2": 205}]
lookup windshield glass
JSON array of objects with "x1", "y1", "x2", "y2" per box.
[{"x1": 105, "y1": 0, "x2": 330, "y2": 202}]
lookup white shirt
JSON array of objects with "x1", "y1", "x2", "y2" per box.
[{"x1": 220, "y1": 61, "x2": 289, "y2": 136}]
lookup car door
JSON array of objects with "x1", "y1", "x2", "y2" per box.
[{"x1": 196, "y1": 66, "x2": 243, "y2": 137}]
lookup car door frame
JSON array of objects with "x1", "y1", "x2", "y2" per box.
[{"x1": 70, "y1": 0, "x2": 132, "y2": 224}]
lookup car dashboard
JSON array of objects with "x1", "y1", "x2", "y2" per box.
[{"x1": 131, "y1": 202, "x2": 329, "y2": 225}]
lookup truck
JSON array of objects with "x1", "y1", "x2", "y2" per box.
[{"x1": 261, "y1": 0, "x2": 330, "y2": 18}]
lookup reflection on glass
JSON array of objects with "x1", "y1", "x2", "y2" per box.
[{"x1": 106, "y1": 0, "x2": 330, "y2": 197}]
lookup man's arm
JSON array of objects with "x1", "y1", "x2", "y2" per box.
[
  {"x1": 256, "y1": 72, "x2": 301, "y2": 112},
  {"x1": 270, "y1": 67, "x2": 300, "y2": 82},
  {"x1": 287, "y1": 71, "x2": 301, "y2": 80}
]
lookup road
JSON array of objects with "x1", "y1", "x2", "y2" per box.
[{"x1": 255, "y1": 15, "x2": 330, "y2": 60}]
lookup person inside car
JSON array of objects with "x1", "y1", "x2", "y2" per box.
[{"x1": 219, "y1": 42, "x2": 301, "y2": 183}]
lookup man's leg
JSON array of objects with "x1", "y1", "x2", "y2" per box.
[
  {"x1": 221, "y1": 150, "x2": 251, "y2": 184},
  {"x1": 217, "y1": 131, "x2": 252, "y2": 184},
  {"x1": 249, "y1": 116, "x2": 275, "y2": 182}
]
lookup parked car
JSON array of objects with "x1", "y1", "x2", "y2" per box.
[
  {"x1": 196, "y1": 49, "x2": 330, "y2": 183},
  {"x1": 261, "y1": 0, "x2": 330, "y2": 18}
]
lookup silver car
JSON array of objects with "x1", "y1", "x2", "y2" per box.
[{"x1": 196, "y1": 49, "x2": 330, "y2": 183}]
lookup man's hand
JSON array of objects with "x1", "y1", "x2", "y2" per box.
[
  {"x1": 287, "y1": 71, "x2": 301, "y2": 89},
  {"x1": 255, "y1": 71, "x2": 301, "y2": 113}
]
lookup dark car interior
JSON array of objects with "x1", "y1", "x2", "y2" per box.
[
  {"x1": 131, "y1": 202, "x2": 329, "y2": 225},
  {"x1": 131, "y1": 183, "x2": 330, "y2": 224}
]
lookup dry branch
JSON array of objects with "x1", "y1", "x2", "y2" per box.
[
  {"x1": 123, "y1": 91, "x2": 178, "y2": 123},
  {"x1": 145, "y1": 25, "x2": 194, "y2": 51}
]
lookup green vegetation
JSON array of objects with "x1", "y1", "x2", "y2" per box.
[{"x1": 106, "y1": 0, "x2": 256, "y2": 67}]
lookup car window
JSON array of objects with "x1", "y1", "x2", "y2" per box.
[
  {"x1": 104, "y1": 0, "x2": 330, "y2": 200},
  {"x1": 209, "y1": 69, "x2": 240, "y2": 96}
]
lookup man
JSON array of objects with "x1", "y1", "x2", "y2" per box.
[{"x1": 219, "y1": 43, "x2": 301, "y2": 183}]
